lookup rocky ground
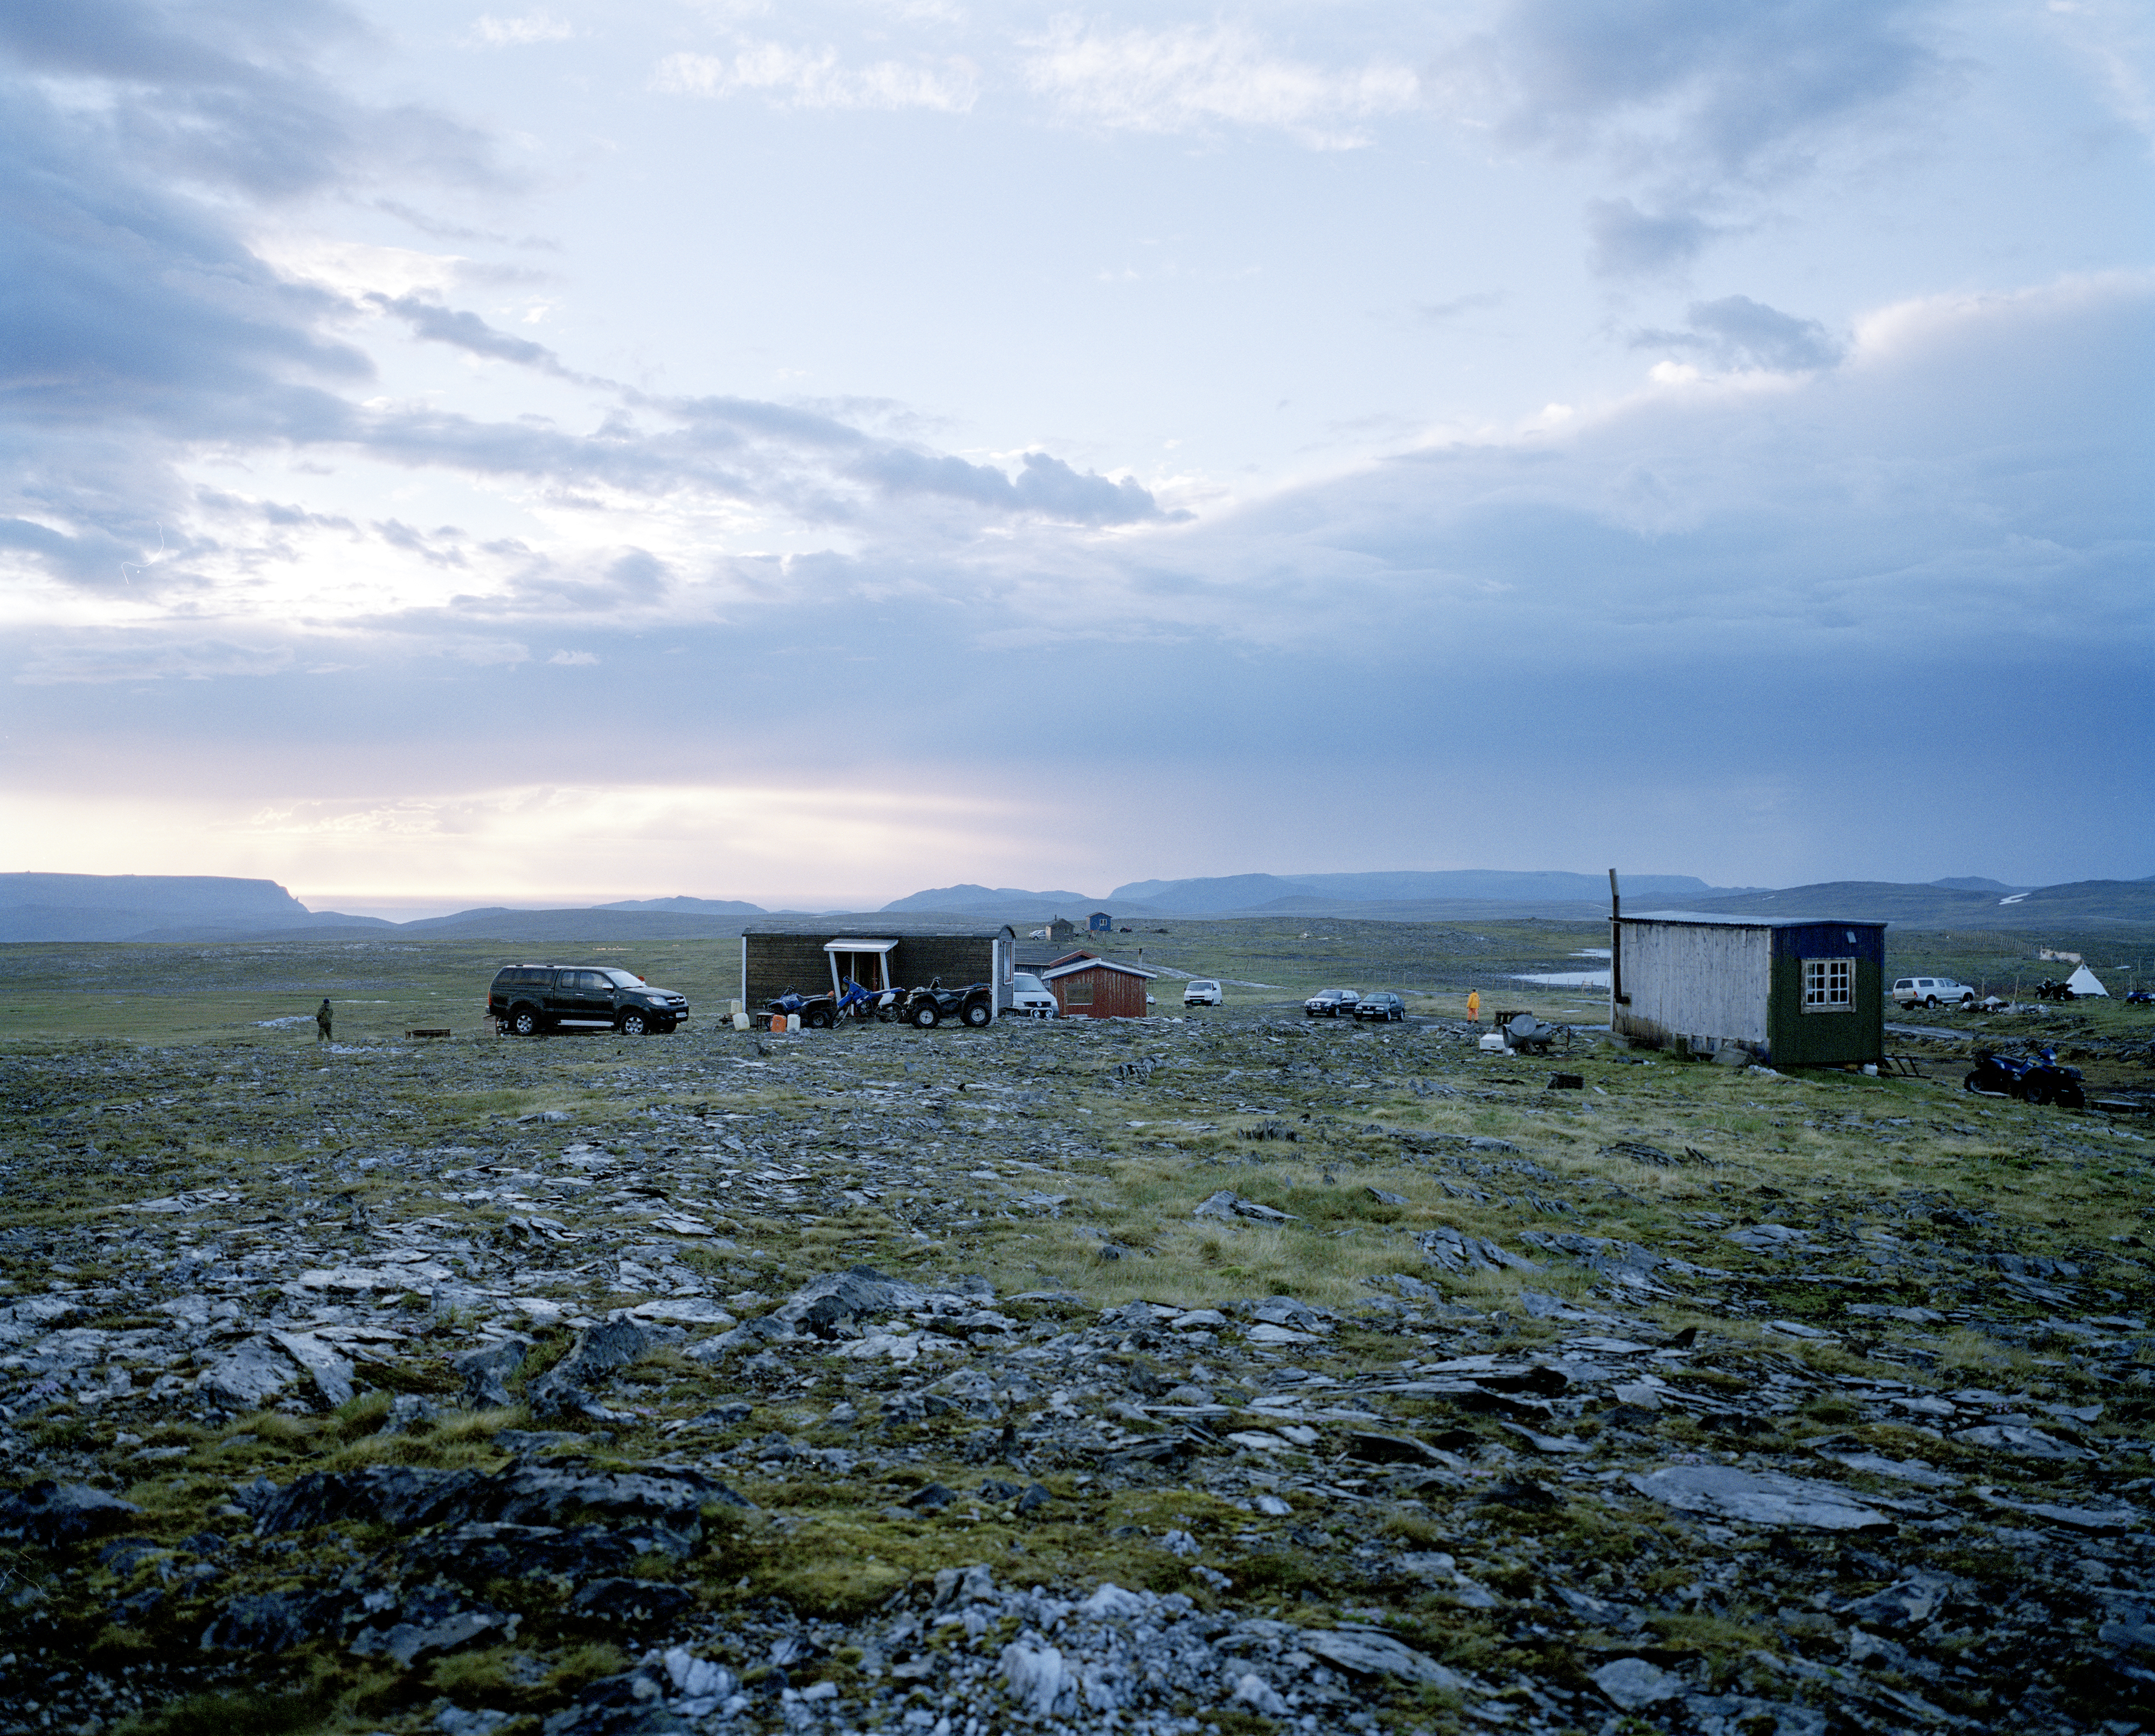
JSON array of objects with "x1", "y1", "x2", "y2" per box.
[{"x1": 1, "y1": 1003, "x2": 2150, "y2": 1736}]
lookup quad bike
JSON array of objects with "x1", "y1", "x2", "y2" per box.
[
  {"x1": 2033, "y1": 978, "x2": 2077, "y2": 1002},
  {"x1": 1965, "y1": 1046, "x2": 2086, "y2": 1108},
  {"x1": 765, "y1": 987, "x2": 838, "y2": 1029},
  {"x1": 895, "y1": 978, "x2": 995, "y2": 1028}
]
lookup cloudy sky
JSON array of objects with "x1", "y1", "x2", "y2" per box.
[{"x1": 2, "y1": 0, "x2": 2149, "y2": 917}]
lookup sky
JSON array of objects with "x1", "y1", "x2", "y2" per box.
[{"x1": 2, "y1": 0, "x2": 2150, "y2": 919}]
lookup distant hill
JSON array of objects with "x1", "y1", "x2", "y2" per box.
[
  {"x1": 1929, "y1": 876, "x2": 2027, "y2": 893},
  {"x1": 882, "y1": 884, "x2": 1102, "y2": 917},
  {"x1": 1109, "y1": 870, "x2": 1759, "y2": 913},
  {"x1": 597, "y1": 896, "x2": 765, "y2": 915},
  {"x1": 390, "y1": 908, "x2": 759, "y2": 942},
  {"x1": 1691, "y1": 879, "x2": 2155, "y2": 929},
  {"x1": 0, "y1": 872, "x2": 392, "y2": 943}
]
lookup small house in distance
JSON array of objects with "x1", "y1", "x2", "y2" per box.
[
  {"x1": 1611, "y1": 911, "x2": 1886, "y2": 1067},
  {"x1": 1088, "y1": 911, "x2": 1113, "y2": 935},
  {"x1": 1042, "y1": 956, "x2": 1157, "y2": 1019}
]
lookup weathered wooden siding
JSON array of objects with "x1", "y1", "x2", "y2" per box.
[
  {"x1": 1612, "y1": 920, "x2": 1770, "y2": 1051},
  {"x1": 742, "y1": 935, "x2": 832, "y2": 1009},
  {"x1": 1049, "y1": 965, "x2": 1149, "y2": 1019}
]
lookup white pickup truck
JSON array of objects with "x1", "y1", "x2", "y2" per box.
[{"x1": 1892, "y1": 976, "x2": 1975, "y2": 1009}]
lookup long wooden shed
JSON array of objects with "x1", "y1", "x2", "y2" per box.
[
  {"x1": 1610, "y1": 910, "x2": 1886, "y2": 1067},
  {"x1": 740, "y1": 920, "x2": 1017, "y2": 1014}
]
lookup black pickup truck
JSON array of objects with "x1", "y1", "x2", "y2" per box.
[{"x1": 488, "y1": 964, "x2": 690, "y2": 1036}]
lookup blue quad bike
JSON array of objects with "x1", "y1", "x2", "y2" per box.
[{"x1": 1965, "y1": 1046, "x2": 2086, "y2": 1110}]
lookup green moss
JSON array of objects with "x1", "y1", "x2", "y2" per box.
[{"x1": 117, "y1": 1682, "x2": 337, "y2": 1736}]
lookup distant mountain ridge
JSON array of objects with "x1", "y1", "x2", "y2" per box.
[
  {"x1": 1109, "y1": 870, "x2": 1764, "y2": 912},
  {"x1": 882, "y1": 884, "x2": 1099, "y2": 916},
  {"x1": 5, "y1": 869, "x2": 2151, "y2": 944}
]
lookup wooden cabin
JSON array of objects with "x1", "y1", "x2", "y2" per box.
[{"x1": 1611, "y1": 911, "x2": 1886, "y2": 1067}]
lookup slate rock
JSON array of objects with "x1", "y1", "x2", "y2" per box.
[
  {"x1": 1629, "y1": 1465, "x2": 1892, "y2": 1530},
  {"x1": 0, "y1": 1480, "x2": 140, "y2": 1546},
  {"x1": 1686, "y1": 1695, "x2": 1826, "y2": 1736},
  {"x1": 1194, "y1": 1190, "x2": 1298, "y2": 1224},
  {"x1": 566, "y1": 1577, "x2": 696, "y2": 1627},
  {"x1": 1297, "y1": 1627, "x2": 1463, "y2": 1690},
  {"x1": 1950, "y1": 1424, "x2": 2088, "y2": 1460},
  {"x1": 541, "y1": 1671, "x2": 687, "y2": 1736},
  {"x1": 529, "y1": 1316, "x2": 652, "y2": 1421},
  {"x1": 201, "y1": 1589, "x2": 332, "y2": 1654},
  {"x1": 1593, "y1": 1656, "x2": 1686, "y2": 1710},
  {"x1": 352, "y1": 1608, "x2": 506, "y2": 1668},
  {"x1": 1344, "y1": 1431, "x2": 1450, "y2": 1467},
  {"x1": 1842, "y1": 1571, "x2": 1954, "y2": 1630},
  {"x1": 454, "y1": 1336, "x2": 533, "y2": 1409},
  {"x1": 401, "y1": 1522, "x2": 635, "y2": 1584},
  {"x1": 194, "y1": 1337, "x2": 298, "y2": 1409},
  {"x1": 244, "y1": 1465, "x2": 484, "y2": 1536},
  {"x1": 268, "y1": 1330, "x2": 356, "y2": 1408},
  {"x1": 773, "y1": 1265, "x2": 922, "y2": 1338}
]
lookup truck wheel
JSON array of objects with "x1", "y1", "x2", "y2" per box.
[
  {"x1": 912, "y1": 1001, "x2": 941, "y2": 1028},
  {"x1": 620, "y1": 1010, "x2": 649, "y2": 1036},
  {"x1": 962, "y1": 999, "x2": 992, "y2": 1028},
  {"x1": 511, "y1": 1007, "x2": 541, "y2": 1037},
  {"x1": 1923, "y1": 995, "x2": 1938, "y2": 1009}
]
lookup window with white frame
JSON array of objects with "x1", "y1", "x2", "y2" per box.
[{"x1": 1802, "y1": 957, "x2": 1853, "y2": 1012}]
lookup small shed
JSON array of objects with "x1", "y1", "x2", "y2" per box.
[
  {"x1": 741, "y1": 920, "x2": 1016, "y2": 1014},
  {"x1": 1042, "y1": 956, "x2": 1157, "y2": 1020},
  {"x1": 1047, "y1": 916, "x2": 1079, "y2": 942},
  {"x1": 1611, "y1": 911, "x2": 1886, "y2": 1067},
  {"x1": 1088, "y1": 911, "x2": 1113, "y2": 934}
]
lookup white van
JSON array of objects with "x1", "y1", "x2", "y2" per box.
[
  {"x1": 1184, "y1": 979, "x2": 1223, "y2": 1006},
  {"x1": 1007, "y1": 972, "x2": 1059, "y2": 1017}
]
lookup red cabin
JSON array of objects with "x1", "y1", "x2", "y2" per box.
[{"x1": 1041, "y1": 956, "x2": 1157, "y2": 1019}]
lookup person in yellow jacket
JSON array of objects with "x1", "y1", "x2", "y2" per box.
[{"x1": 1466, "y1": 989, "x2": 1480, "y2": 1026}]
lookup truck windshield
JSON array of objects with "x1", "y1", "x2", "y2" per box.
[{"x1": 602, "y1": 969, "x2": 645, "y2": 988}]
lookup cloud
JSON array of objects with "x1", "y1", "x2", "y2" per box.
[
  {"x1": 1415, "y1": 291, "x2": 1506, "y2": 323},
  {"x1": 1449, "y1": 0, "x2": 1943, "y2": 177},
  {"x1": 364, "y1": 291, "x2": 569, "y2": 372},
  {"x1": 1583, "y1": 197, "x2": 1720, "y2": 277},
  {"x1": 1440, "y1": 2, "x2": 1948, "y2": 276},
  {"x1": 652, "y1": 43, "x2": 978, "y2": 111},
  {"x1": 470, "y1": 12, "x2": 573, "y2": 47},
  {"x1": 0, "y1": 6, "x2": 1170, "y2": 604},
  {"x1": 1022, "y1": 20, "x2": 1419, "y2": 148},
  {"x1": 548, "y1": 649, "x2": 599, "y2": 665},
  {"x1": 1632, "y1": 294, "x2": 1845, "y2": 371}
]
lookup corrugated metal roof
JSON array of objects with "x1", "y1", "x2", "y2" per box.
[
  {"x1": 1042, "y1": 957, "x2": 1158, "y2": 981},
  {"x1": 1621, "y1": 910, "x2": 1889, "y2": 930}
]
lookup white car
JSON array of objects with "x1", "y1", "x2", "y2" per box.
[
  {"x1": 1184, "y1": 979, "x2": 1223, "y2": 1006},
  {"x1": 1893, "y1": 976, "x2": 1976, "y2": 1009},
  {"x1": 1006, "y1": 972, "x2": 1059, "y2": 1017}
]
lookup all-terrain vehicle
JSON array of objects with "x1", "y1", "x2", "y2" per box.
[
  {"x1": 766, "y1": 987, "x2": 838, "y2": 1029},
  {"x1": 895, "y1": 979, "x2": 995, "y2": 1028},
  {"x1": 1965, "y1": 1045, "x2": 2086, "y2": 1108}
]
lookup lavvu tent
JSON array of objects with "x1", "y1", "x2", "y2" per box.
[{"x1": 2065, "y1": 964, "x2": 2110, "y2": 998}]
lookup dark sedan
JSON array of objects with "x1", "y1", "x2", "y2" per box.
[
  {"x1": 1303, "y1": 988, "x2": 1360, "y2": 1017},
  {"x1": 1353, "y1": 992, "x2": 1407, "y2": 1022}
]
